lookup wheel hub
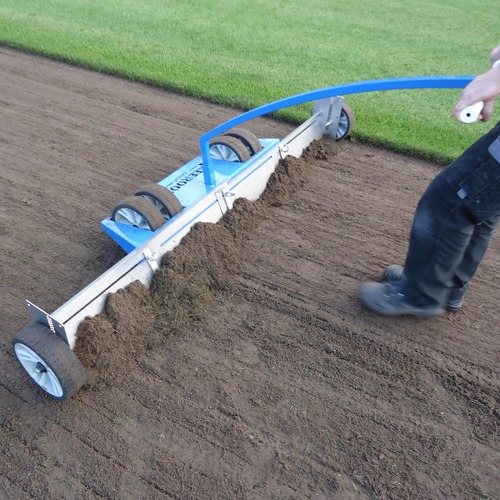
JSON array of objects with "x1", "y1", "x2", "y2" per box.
[{"x1": 35, "y1": 362, "x2": 47, "y2": 374}]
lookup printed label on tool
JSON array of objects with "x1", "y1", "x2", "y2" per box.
[{"x1": 165, "y1": 163, "x2": 204, "y2": 191}]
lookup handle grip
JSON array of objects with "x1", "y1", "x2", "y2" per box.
[{"x1": 459, "y1": 101, "x2": 483, "y2": 123}]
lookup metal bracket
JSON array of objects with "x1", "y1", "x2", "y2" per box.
[
  {"x1": 26, "y1": 300, "x2": 69, "y2": 345},
  {"x1": 142, "y1": 248, "x2": 159, "y2": 272},
  {"x1": 215, "y1": 183, "x2": 234, "y2": 212},
  {"x1": 279, "y1": 143, "x2": 290, "y2": 159},
  {"x1": 223, "y1": 190, "x2": 235, "y2": 210},
  {"x1": 324, "y1": 96, "x2": 344, "y2": 140}
]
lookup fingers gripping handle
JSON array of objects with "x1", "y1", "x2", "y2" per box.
[{"x1": 459, "y1": 101, "x2": 483, "y2": 123}]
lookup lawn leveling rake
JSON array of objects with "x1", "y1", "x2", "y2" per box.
[{"x1": 12, "y1": 76, "x2": 477, "y2": 400}]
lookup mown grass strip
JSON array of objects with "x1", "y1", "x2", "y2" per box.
[{"x1": 1, "y1": 0, "x2": 498, "y2": 162}]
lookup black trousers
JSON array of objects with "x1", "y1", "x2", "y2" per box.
[{"x1": 402, "y1": 122, "x2": 500, "y2": 307}]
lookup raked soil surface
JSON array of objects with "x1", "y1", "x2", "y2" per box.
[{"x1": 1, "y1": 48, "x2": 499, "y2": 499}]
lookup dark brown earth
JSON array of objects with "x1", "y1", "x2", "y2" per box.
[{"x1": 1, "y1": 47, "x2": 499, "y2": 499}]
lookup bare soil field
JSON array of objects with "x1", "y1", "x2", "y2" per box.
[{"x1": 1, "y1": 47, "x2": 499, "y2": 499}]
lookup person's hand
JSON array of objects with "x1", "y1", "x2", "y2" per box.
[
  {"x1": 490, "y1": 46, "x2": 500, "y2": 65},
  {"x1": 453, "y1": 46, "x2": 500, "y2": 122},
  {"x1": 453, "y1": 68, "x2": 500, "y2": 122}
]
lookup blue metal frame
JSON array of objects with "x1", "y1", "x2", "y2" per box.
[
  {"x1": 199, "y1": 75, "x2": 474, "y2": 186},
  {"x1": 103, "y1": 75, "x2": 475, "y2": 252}
]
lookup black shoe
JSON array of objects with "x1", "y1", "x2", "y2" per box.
[
  {"x1": 359, "y1": 282, "x2": 444, "y2": 317},
  {"x1": 383, "y1": 265, "x2": 466, "y2": 311}
]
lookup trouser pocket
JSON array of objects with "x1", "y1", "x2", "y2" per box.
[{"x1": 458, "y1": 158, "x2": 500, "y2": 222}]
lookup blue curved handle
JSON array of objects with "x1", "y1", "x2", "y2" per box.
[{"x1": 200, "y1": 75, "x2": 474, "y2": 185}]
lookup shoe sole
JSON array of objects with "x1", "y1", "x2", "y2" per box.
[
  {"x1": 359, "y1": 285, "x2": 445, "y2": 317},
  {"x1": 363, "y1": 302, "x2": 444, "y2": 318}
]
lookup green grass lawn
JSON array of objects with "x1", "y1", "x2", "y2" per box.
[{"x1": 1, "y1": 0, "x2": 498, "y2": 163}]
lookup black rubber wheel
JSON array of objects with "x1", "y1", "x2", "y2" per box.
[
  {"x1": 112, "y1": 195, "x2": 166, "y2": 231},
  {"x1": 209, "y1": 135, "x2": 251, "y2": 163},
  {"x1": 223, "y1": 127, "x2": 263, "y2": 155},
  {"x1": 135, "y1": 183, "x2": 183, "y2": 219},
  {"x1": 335, "y1": 102, "x2": 355, "y2": 141},
  {"x1": 12, "y1": 323, "x2": 86, "y2": 401}
]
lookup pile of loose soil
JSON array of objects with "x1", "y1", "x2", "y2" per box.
[{"x1": 75, "y1": 140, "x2": 340, "y2": 390}]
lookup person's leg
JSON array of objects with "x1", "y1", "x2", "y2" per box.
[
  {"x1": 358, "y1": 174, "x2": 473, "y2": 316},
  {"x1": 403, "y1": 124, "x2": 500, "y2": 308},
  {"x1": 449, "y1": 214, "x2": 500, "y2": 289},
  {"x1": 402, "y1": 190, "x2": 471, "y2": 306},
  {"x1": 359, "y1": 123, "x2": 500, "y2": 316}
]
